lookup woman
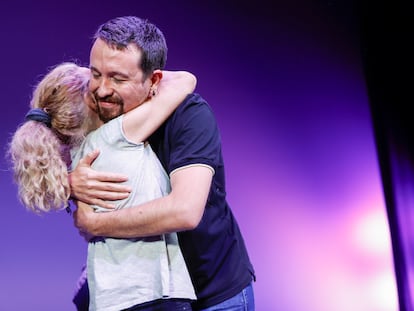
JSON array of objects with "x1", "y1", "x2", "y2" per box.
[{"x1": 8, "y1": 62, "x2": 196, "y2": 310}]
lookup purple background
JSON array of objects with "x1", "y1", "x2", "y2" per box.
[{"x1": 0, "y1": 1, "x2": 399, "y2": 310}]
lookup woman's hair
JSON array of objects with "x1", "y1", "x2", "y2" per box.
[{"x1": 7, "y1": 62, "x2": 90, "y2": 214}]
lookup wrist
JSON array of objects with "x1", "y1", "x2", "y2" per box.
[{"x1": 90, "y1": 211, "x2": 107, "y2": 237}]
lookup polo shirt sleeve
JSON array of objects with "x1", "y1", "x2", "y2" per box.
[{"x1": 167, "y1": 94, "x2": 221, "y2": 175}]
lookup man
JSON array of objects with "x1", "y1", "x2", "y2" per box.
[{"x1": 70, "y1": 16, "x2": 255, "y2": 310}]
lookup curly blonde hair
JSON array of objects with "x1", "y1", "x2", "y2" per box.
[{"x1": 8, "y1": 62, "x2": 91, "y2": 214}]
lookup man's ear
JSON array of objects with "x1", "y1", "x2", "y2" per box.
[{"x1": 150, "y1": 69, "x2": 163, "y2": 87}]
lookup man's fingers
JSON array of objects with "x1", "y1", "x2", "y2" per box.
[
  {"x1": 70, "y1": 150, "x2": 130, "y2": 204},
  {"x1": 79, "y1": 177, "x2": 130, "y2": 190},
  {"x1": 94, "y1": 190, "x2": 130, "y2": 200},
  {"x1": 91, "y1": 172, "x2": 130, "y2": 183},
  {"x1": 89, "y1": 198, "x2": 117, "y2": 209},
  {"x1": 80, "y1": 149, "x2": 100, "y2": 166}
]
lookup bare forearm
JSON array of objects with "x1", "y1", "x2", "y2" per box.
[
  {"x1": 88, "y1": 195, "x2": 196, "y2": 238},
  {"x1": 75, "y1": 166, "x2": 211, "y2": 239}
]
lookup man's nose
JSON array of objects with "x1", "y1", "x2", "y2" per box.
[{"x1": 96, "y1": 78, "x2": 113, "y2": 98}]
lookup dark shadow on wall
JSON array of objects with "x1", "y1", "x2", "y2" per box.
[{"x1": 358, "y1": 0, "x2": 413, "y2": 310}]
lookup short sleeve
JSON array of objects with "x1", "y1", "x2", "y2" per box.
[{"x1": 167, "y1": 94, "x2": 221, "y2": 174}]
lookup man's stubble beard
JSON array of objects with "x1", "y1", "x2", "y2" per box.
[{"x1": 97, "y1": 104, "x2": 124, "y2": 123}]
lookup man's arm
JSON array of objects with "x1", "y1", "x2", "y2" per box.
[{"x1": 73, "y1": 165, "x2": 212, "y2": 237}]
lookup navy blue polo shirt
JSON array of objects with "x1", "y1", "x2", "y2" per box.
[{"x1": 149, "y1": 93, "x2": 255, "y2": 309}]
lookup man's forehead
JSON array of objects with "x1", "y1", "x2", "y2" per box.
[
  {"x1": 90, "y1": 39, "x2": 143, "y2": 76},
  {"x1": 92, "y1": 38, "x2": 141, "y2": 57}
]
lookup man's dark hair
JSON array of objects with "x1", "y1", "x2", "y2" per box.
[{"x1": 94, "y1": 16, "x2": 168, "y2": 78}]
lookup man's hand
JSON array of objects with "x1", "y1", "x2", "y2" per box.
[
  {"x1": 73, "y1": 201, "x2": 96, "y2": 241},
  {"x1": 69, "y1": 149, "x2": 131, "y2": 209}
]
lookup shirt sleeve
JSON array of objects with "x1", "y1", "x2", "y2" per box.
[{"x1": 167, "y1": 94, "x2": 221, "y2": 175}]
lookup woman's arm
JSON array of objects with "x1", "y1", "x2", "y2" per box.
[{"x1": 123, "y1": 70, "x2": 196, "y2": 143}]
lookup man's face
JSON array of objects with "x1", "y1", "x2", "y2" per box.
[{"x1": 89, "y1": 38, "x2": 152, "y2": 123}]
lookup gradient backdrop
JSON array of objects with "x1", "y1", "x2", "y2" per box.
[{"x1": 0, "y1": 1, "x2": 399, "y2": 310}]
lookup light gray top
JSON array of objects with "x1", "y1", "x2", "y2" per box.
[{"x1": 72, "y1": 115, "x2": 196, "y2": 311}]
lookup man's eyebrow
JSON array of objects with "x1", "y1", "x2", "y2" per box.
[
  {"x1": 90, "y1": 66, "x2": 129, "y2": 78},
  {"x1": 90, "y1": 66, "x2": 99, "y2": 73}
]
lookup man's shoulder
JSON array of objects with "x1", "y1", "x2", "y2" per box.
[
  {"x1": 180, "y1": 92, "x2": 207, "y2": 107},
  {"x1": 175, "y1": 93, "x2": 213, "y2": 116}
]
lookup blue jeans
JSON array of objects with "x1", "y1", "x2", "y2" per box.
[{"x1": 199, "y1": 282, "x2": 255, "y2": 311}]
